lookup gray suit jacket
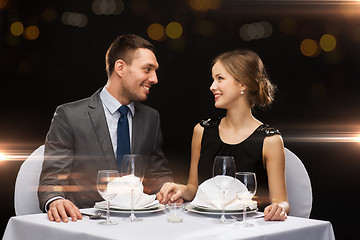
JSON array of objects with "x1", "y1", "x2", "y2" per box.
[{"x1": 38, "y1": 89, "x2": 173, "y2": 211}]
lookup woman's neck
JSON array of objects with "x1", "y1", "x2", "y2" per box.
[{"x1": 223, "y1": 106, "x2": 260, "y2": 131}]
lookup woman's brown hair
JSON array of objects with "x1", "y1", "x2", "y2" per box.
[{"x1": 213, "y1": 49, "x2": 276, "y2": 107}]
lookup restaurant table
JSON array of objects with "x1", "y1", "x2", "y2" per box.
[{"x1": 3, "y1": 208, "x2": 335, "y2": 240}]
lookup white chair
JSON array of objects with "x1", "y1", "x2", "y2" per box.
[
  {"x1": 14, "y1": 145, "x2": 44, "y2": 215},
  {"x1": 285, "y1": 147, "x2": 313, "y2": 218}
]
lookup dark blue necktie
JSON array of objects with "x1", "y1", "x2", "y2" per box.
[{"x1": 116, "y1": 105, "x2": 130, "y2": 170}]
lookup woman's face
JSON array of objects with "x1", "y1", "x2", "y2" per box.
[{"x1": 210, "y1": 61, "x2": 245, "y2": 109}]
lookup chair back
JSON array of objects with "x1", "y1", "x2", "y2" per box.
[
  {"x1": 14, "y1": 145, "x2": 44, "y2": 215},
  {"x1": 285, "y1": 148, "x2": 312, "y2": 218}
]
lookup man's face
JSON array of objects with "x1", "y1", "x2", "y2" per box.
[{"x1": 119, "y1": 48, "x2": 159, "y2": 103}]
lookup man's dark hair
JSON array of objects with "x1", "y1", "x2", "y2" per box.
[{"x1": 105, "y1": 34, "x2": 156, "y2": 77}]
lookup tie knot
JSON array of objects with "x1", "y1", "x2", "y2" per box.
[{"x1": 119, "y1": 105, "x2": 129, "y2": 116}]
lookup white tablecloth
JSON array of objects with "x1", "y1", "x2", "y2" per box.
[{"x1": 3, "y1": 208, "x2": 335, "y2": 240}]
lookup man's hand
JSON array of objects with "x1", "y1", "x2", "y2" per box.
[
  {"x1": 47, "y1": 199, "x2": 82, "y2": 223},
  {"x1": 156, "y1": 182, "x2": 185, "y2": 204}
]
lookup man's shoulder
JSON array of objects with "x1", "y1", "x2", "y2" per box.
[
  {"x1": 57, "y1": 97, "x2": 90, "y2": 112},
  {"x1": 56, "y1": 90, "x2": 101, "y2": 112}
]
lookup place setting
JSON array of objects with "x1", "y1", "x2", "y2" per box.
[
  {"x1": 94, "y1": 154, "x2": 163, "y2": 225},
  {"x1": 186, "y1": 156, "x2": 261, "y2": 226}
]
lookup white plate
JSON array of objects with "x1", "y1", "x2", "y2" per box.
[
  {"x1": 94, "y1": 204, "x2": 165, "y2": 214},
  {"x1": 186, "y1": 204, "x2": 258, "y2": 215}
]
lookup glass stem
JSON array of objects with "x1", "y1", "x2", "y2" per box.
[
  {"x1": 243, "y1": 201, "x2": 247, "y2": 224},
  {"x1": 221, "y1": 190, "x2": 225, "y2": 222},
  {"x1": 106, "y1": 200, "x2": 110, "y2": 223},
  {"x1": 130, "y1": 188, "x2": 135, "y2": 219}
]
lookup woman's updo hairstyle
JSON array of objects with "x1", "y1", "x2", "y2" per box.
[{"x1": 212, "y1": 49, "x2": 276, "y2": 107}]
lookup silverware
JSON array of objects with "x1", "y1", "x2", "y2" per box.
[{"x1": 81, "y1": 212, "x2": 106, "y2": 220}]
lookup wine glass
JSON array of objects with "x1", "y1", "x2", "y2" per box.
[
  {"x1": 212, "y1": 156, "x2": 236, "y2": 224},
  {"x1": 235, "y1": 172, "x2": 257, "y2": 227},
  {"x1": 120, "y1": 154, "x2": 144, "y2": 222},
  {"x1": 97, "y1": 170, "x2": 119, "y2": 225}
]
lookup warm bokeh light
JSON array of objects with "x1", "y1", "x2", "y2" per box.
[
  {"x1": 300, "y1": 39, "x2": 320, "y2": 57},
  {"x1": 320, "y1": 34, "x2": 336, "y2": 52},
  {"x1": 188, "y1": 0, "x2": 221, "y2": 12},
  {"x1": 0, "y1": 0, "x2": 8, "y2": 9},
  {"x1": 166, "y1": 22, "x2": 183, "y2": 39},
  {"x1": 23, "y1": 25, "x2": 40, "y2": 40},
  {"x1": 147, "y1": 23, "x2": 166, "y2": 41},
  {"x1": 10, "y1": 22, "x2": 24, "y2": 36}
]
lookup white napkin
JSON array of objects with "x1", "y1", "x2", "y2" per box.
[
  {"x1": 191, "y1": 176, "x2": 257, "y2": 210},
  {"x1": 95, "y1": 175, "x2": 158, "y2": 209}
]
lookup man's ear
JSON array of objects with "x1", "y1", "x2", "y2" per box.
[{"x1": 114, "y1": 59, "x2": 126, "y2": 77}]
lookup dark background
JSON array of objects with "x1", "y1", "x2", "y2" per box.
[{"x1": 1, "y1": 0, "x2": 360, "y2": 239}]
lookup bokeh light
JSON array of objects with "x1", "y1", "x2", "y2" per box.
[
  {"x1": 10, "y1": 22, "x2": 24, "y2": 36},
  {"x1": 92, "y1": 0, "x2": 124, "y2": 15},
  {"x1": 23, "y1": 25, "x2": 40, "y2": 40},
  {"x1": 320, "y1": 34, "x2": 336, "y2": 52},
  {"x1": 0, "y1": 0, "x2": 8, "y2": 10},
  {"x1": 61, "y1": 12, "x2": 88, "y2": 28},
  {"x1": 261, "y1": 21, "x2": 273, "y2": 38},
  {"x1": 239, "y1": 21, "x2": 272, "y2": 41},
  {"x1": 300, "y1": 39, "x2": 320, "y2": 57},
  {"x1": 188, "y1": 0, "x2": 221, "y2": 12},
  {"x1": 166, "y1": 22, "x2": 183, "y2": 39},
  {"x1": 147, "y1": 23, "x2": 166, "y2": 41}
]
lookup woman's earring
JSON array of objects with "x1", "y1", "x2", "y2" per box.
[{"x1": 240, "y1": 90, "x2": 244, "y2": 95}]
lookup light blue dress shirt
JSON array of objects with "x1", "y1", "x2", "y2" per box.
[{"x1": 99, "y1": 87, "x2": 135, "y2": 154}]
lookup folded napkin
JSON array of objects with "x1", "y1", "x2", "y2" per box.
[
  {"x1": 95, "y1": 175, "x2": 158, "y2": 209},
  {"x1": 191, "y1": 176, "x2": 257, "y2": 210}
]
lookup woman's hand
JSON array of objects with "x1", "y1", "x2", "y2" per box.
[
  {"x1": 156, "y1": 182, "x2": 186, "y2": 204},
  {"x1": 264, "y1": 202, "x2": 288, "y2": 221}
]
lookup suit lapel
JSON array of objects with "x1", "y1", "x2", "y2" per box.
[
  {"x1": 88, "y1": 89, "x2": 117, "y2": 169},
  {"x1": 132, "y1": 102, "x2": 144, "y2": 154}
]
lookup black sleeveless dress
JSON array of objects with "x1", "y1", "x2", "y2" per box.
[{"x1": 198, "y1": 117, "x2": 281, "y2": 211}]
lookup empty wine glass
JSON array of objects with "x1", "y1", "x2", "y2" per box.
[
  {"x1": 212, "y1": 156, "x2": 236, "y2": 224},
  {"x1": 235, "y1": 172, "x2": 257, "y2": 227},
  {"x1": 97, "y1": 170, "x2": 119, "y2": 225},
  {"x1": 121, "y1": 154, "x2": 144, "y2": 222}
]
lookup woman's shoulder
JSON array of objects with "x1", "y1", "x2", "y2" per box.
[
  {"x1": 256, "y1": 124, "x2": 281, "y2": 136},
  {"x1": 199, "y1": 117, "x2": 221, "y2": 128}
]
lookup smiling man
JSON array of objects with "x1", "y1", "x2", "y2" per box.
[{"x1": 38, "y1": 34, "x2": 173, "y2": 223}]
